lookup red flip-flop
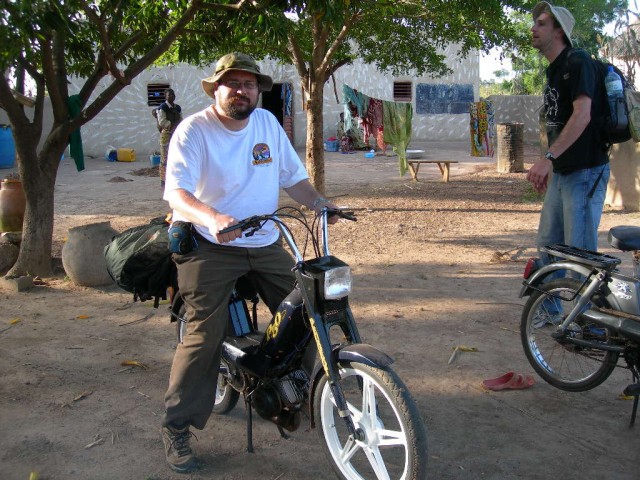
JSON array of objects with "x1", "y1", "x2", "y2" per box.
[{"x1": 482, "y1": 372, "x2": 535, "y2": 391}]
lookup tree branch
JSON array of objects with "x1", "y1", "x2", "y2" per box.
[
  {"x1": 77, "y1": 50, "x2": 109, "y2": 106},
  {"x1": 80, "y1": 0, "x2": 203, "y2": 125},
  {"x1": 200, "y1": 0, "x2": 258, "y2": 10},
  {"x1": 79, "y1": 0, "x2": 127, "y2": 85},
  {"x1": 40, "y1": 34, "x2": 66, "y2": 124},
  {"x1": 319, "y1": 11, "x2": 360, "y2": 78}
]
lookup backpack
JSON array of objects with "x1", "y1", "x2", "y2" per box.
[
  {"x1": 626, "y1": 88, "x2": 640, "y2": 142},
  {"x1": 104, "y1": 216, "x2": 174, "y2": 307},
  {"x1": 567, "y1": 48, "x2": 635, "y2": 146}
]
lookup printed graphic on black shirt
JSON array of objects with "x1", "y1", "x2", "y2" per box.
[{"x1": 543, "y1": 86, "x2": 561, "y2": 128}]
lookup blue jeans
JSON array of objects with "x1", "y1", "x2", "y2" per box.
[
  {"x1": 535, "y1": 164, "x2": 610, "y2": 315},
  {"x1": 536, "y1": 164, "x2": 610, "y2": 263}
]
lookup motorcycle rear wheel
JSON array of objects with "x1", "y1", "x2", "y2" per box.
[
  {"x1": 314, "y1": 362, "x2": 428, "y2": 480},
  {"x1": 176, "y1": 303, "x2": 240, "y2": 414},
  {"x1": 521, "y1": 278, "x2": 619, "y2": 392}
]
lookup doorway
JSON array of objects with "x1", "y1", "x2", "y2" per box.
[{"x1": 261, "y1": 82, "x2": 294, "y2": 145}]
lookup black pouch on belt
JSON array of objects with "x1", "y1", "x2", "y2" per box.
[{"x1": 168, "y1": 221, "x2": 198, "y2": 254}]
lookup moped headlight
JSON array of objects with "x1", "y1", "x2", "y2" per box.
[{"x1": 324, "y1": 266, "x2": 352, "y2": 300}]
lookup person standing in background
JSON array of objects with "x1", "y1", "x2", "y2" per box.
[
  {"x1": 527, "y1": 2, "x2": 609, "y2": 260},
  {"x1": 157, "y1": 88, "x2": 182, "y2": 187}
]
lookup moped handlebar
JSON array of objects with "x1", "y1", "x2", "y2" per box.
[
  {"x1": 217, "y1": 216, "x2": 263, "y2": 236},
  {"x1": 326, "y1": 208, "x2": 357, "y2": 222},
  {"x1": 217, "y1": 208, "x2": 356, "y2": 236}
]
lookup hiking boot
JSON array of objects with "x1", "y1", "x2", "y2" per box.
[{"x1": 161, "y1": 425, "x2": 199, "y2": 473}]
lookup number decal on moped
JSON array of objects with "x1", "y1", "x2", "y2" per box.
[{"x1": 264, "y1": 311, "x2": 284, "y2": 341}]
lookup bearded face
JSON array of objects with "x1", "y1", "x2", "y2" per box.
[
  {"x1": 214, "y1": 72, "x2": 260, "y2": 121},
  {"x1": 218, "y1": 92, "x2": 258, "y2": 120}
]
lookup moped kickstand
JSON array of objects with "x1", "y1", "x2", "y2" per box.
[{"x1": 623, "y1": 382, "x2": 640, "y2": 428}]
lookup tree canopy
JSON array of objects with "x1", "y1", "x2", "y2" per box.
[
  {"x1": 0, "y1": 0, "x2": 255, "y2": 277},
  {"x1": 179, "y1": 0, "x2": 525, "y2": 191},
  {"x1": 501, "y1": 0, "x2": 627, "y2": 95}
]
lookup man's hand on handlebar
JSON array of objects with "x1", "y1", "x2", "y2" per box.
[
  {"x1": 314, "y1": 197, "x2": 340, "y2": 224},
  {"x1": 325, "y1": 208, "x2": 357, "y2": 222},
  {"x1": 211, "y1": 213, "x2": 242, "y2": 244}
]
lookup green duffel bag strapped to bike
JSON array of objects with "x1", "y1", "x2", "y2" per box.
[{"x1": 104, "y1": 216, "x2": 174, "y2": 308}]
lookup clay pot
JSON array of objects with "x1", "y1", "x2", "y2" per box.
[
  {"x1": 0, "y1": 179, "x2": 26, "y2": 233},
  {"x1": 61, "y1": 221, "x2": 117, "y2": 287}
]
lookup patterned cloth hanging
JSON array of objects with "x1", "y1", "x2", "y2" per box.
[
  {"x1": 342, "y1": 84, "x2": 413, "y2": 176},
  {"x1": 382, "y1": 100, "x2": 413, "y2": 176},
  {"x1": 469, "y1": 100, "x2": 495, "y2": 157}
]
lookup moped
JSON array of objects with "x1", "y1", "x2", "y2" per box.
[
  {"x1": 519, "y1": 225, "x2": 640, "y2": 426},
  {"x1": 169, "y1": 207, "x2": 428, "y2": 479}
]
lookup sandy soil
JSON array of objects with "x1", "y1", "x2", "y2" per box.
[{"x1": 1, "y1": 142, "x2": 639, "y2": 480}]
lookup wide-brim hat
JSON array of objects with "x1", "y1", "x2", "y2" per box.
[
  {"x1": 201, "y1": 52, "x2": 273, "y2": 98},
  {"x1": 533, "y1": 1, "x2": 575, "y2": 47}
]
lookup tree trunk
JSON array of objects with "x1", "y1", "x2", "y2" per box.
[
  {"x1": 305, "y1": 79, "x2": 326, "y2": 194},
  {"x1": 7, "y1": 134, "x2": 64, "y2": 278}
]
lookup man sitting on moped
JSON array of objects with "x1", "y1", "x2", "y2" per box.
[{"x1": 160, "y1": 52, "x2": 337, "y2": 473}]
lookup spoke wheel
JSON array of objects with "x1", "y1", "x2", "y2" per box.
[
  {"x1": 314, "y1": 362, "x2": 427, "y2": 480},
  {"x1": 521, "y1": 278, "x2": 619, "y2": 392}
]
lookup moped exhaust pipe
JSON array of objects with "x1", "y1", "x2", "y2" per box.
[{"x1": 580, "y1": 308, "x2": 640, "y2": 343}]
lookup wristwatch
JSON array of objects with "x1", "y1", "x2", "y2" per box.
[{"x1": 544, "y1": 151, "x2": 556, "y2": 161}]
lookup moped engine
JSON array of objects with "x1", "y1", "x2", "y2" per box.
[{"x1": 252, "y1": 370, "x2": 309, "y2": 432}]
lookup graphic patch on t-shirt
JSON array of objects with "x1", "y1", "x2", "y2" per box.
[
  {"x1": 543, "y1": 86, "x2": 561, "y2": 126},
  {"x1": 252, "y1": 143, "x2": 273, "y2": 166}
]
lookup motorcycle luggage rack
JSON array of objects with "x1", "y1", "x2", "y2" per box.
[{"x1": 541, "y1": 244, "x2": 621, "y2": 269}]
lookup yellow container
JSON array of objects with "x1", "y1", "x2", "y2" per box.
[{"x1": 116, "y1": 148, "x2": 136, "y2": 162}]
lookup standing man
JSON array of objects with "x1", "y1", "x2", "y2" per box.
[
  {"x1": 157, "y1": 88, "x2": 182, "y2": 187},
  {"x1": 527, "y1": 2, "x2": 610, "y2": 260},
  {"x1": 160, "y1": 53, "x2": 336, "y2": 473}
]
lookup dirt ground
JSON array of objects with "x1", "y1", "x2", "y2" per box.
[{"x1": 1, "y1": 141, "x2": 639, "y2": 480}]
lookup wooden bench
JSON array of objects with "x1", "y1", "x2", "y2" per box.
[{"x1": 407, "y1": 160, "x2": 459, "y2": 182}]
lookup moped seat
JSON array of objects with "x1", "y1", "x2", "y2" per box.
[{"x1": 608, "y1": 226, "x2": 640, "y2": 252}]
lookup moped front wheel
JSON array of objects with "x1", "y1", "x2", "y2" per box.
[
  {"x1": 176, "y1": 303, "x2": 239, "y2": 414},
  {"x1": 314, "y1": 362, "x2": 428, "y2": 480},
  {"x1": 521, "y1": 278, "x2": 619, "y2": 392}
]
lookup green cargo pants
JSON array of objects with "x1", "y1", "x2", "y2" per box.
[{"x1": 162, "y1": 237, "x2": 295, "y2": 430}]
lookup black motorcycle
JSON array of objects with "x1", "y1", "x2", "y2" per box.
[
  {"x1": 169, "y1": 207, "x2": 428, "y2": 480},
  {"x1": 519, "y1": 225, "x2": 640, "y2": 426}
]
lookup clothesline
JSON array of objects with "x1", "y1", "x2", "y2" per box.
[{"x1": 342, "y1": 85, "x2": 413, "y2": 176}]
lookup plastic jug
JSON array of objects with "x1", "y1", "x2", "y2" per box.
[{"x1": 605, "y1": 66, "x2": 626, "y2": 130}]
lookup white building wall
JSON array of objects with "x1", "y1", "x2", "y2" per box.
[
  {"x1": 321, "y1": 44, "x2": 479, "y2": 145},
  {"x1": 1, "y1": 47, "x2": 481, "y2": 158}
]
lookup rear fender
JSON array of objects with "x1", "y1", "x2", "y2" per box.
[
  {"x1": 519, "y1": 262, "x2": 594, "y2": 298},
  {"x1": 520, "y1": 262, "x2": 623, "y2": 310},
  {"x1": 308, "y1": 343, "x2": 393, "y2": 428}
]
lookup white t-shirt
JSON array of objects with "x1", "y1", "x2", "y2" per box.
[{"x1": 163, "y1": 107, "x2": 308, "y2": 247}]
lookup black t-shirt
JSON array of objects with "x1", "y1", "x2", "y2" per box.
[{"x1": 543, "y1": 47, "x2": 608, "y2": 173}]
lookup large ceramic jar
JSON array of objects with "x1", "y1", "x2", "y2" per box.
[
  {"x1": 0, "y1": 179, "x2": 26, "y2": 233},
  {"x1": 62, "y1": 221, "x2": 117, "y2": 287}
]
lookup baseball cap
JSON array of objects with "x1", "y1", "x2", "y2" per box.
[
  {"x1": 533, "y1": 2, "x2": 575, "y2": 47},
  {"x1": 201, "y1": 52, "x2": 273, "y2": 98}
]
